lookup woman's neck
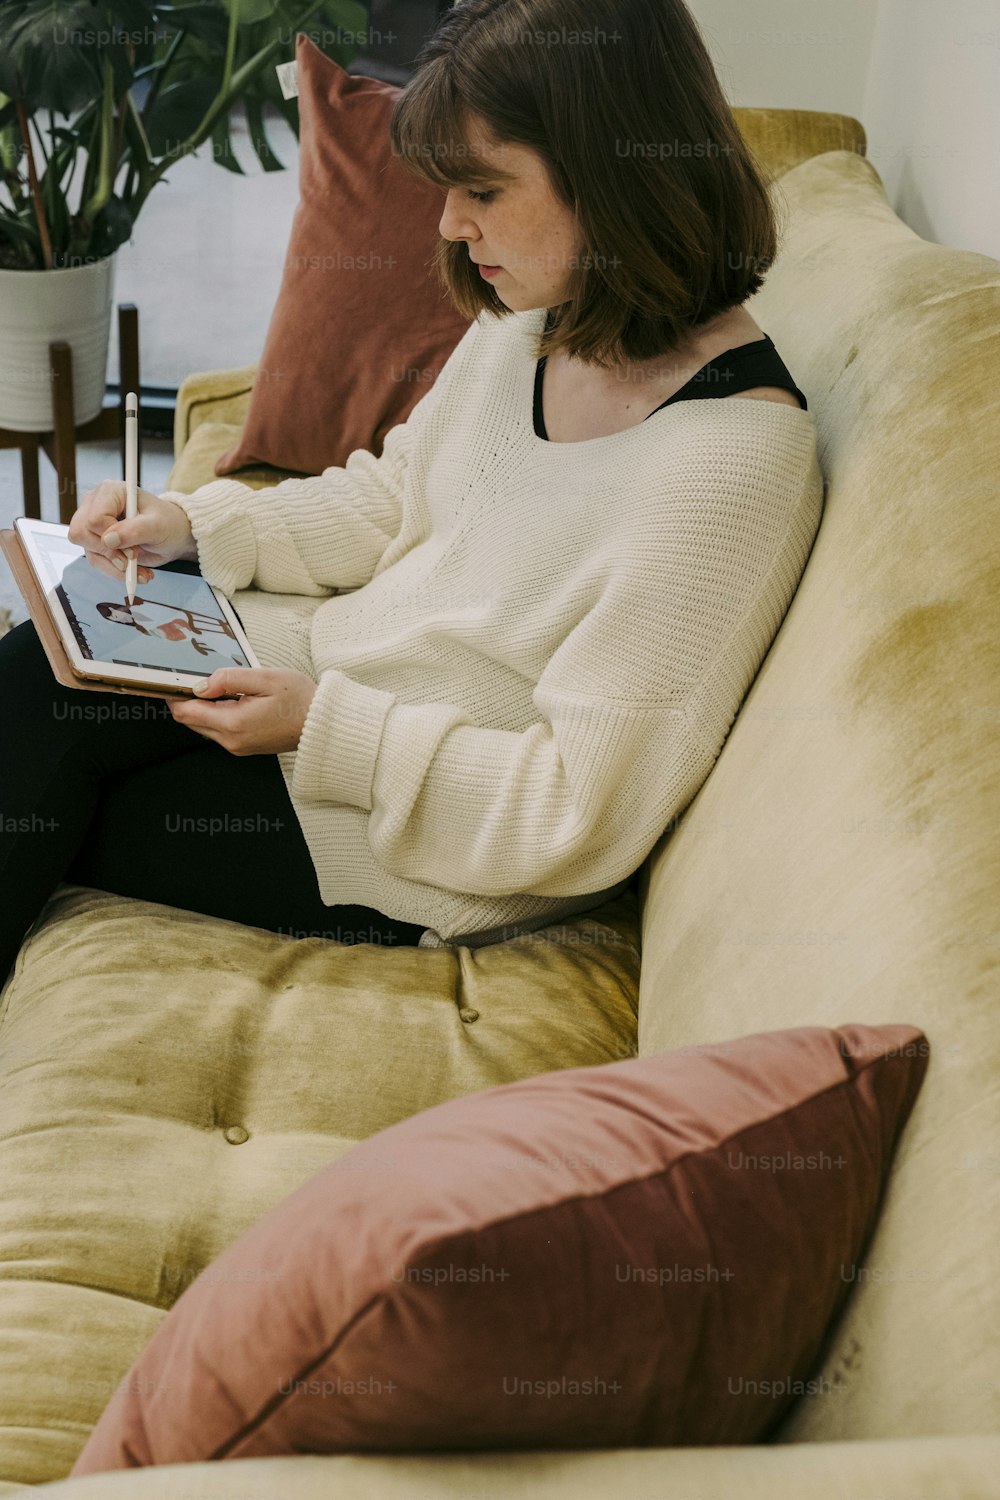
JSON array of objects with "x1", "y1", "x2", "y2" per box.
[{"x1": 542, "y1": 305, "x2": 763, "y2": 387}]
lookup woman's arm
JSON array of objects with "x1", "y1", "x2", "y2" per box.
[
  {"x1": 160, "y1": 420, "x2": 419, "y2": 600},
  {"x1": 293, "y1": 671, "x2": 714, "y2": 898},
  {"x1": 161, "y1": 318, "x2": 481, "y2": 599},
  {"x1": 287, "y1": 452, "x2": 823, "y2": 898}
]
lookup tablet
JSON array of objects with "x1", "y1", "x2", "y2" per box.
[{"x1": 14, "y1": 516, "x2": 262, "y2": 694}]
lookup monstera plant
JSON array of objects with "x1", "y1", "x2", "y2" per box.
[{"x1": 0, "y1": 0, "x2": 368, "y2": 427}]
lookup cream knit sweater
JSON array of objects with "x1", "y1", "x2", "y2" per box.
[{"x1": 161, "y1": 305, "x2": 824, "y2": 948}]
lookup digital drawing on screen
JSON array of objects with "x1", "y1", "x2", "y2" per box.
[{"x1": 29, "y1": 529, "x2": 254, "y2": 676}]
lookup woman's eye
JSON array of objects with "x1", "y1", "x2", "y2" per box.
[{"x1": 467, "y1": 189, "x2": 496, "y2": 204}]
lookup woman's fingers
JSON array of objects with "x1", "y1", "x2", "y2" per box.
[
  {"x1": 71, "y1": 481, "x2": 181, "y2": 568},
  {"x1": 70, "y1": 481, "x2": 130, "y2": 557},
  {"x1": 80, "y1": 552, "x2": 153, "y2": 584},
  {"x1": 83, "y1": 549, "x2": 124, "y2": 580}
]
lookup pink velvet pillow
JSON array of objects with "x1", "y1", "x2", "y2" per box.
[
  {"x1": 71, "y1": 1023, "x2": 928, "y2": 1471},
  {"x1": 214, "y1": 32, "x2": 472, "y2": 479}
]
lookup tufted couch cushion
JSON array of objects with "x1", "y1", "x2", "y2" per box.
[{"x1": 0, "y1": 884, "x2": 639, "y2": 1487}]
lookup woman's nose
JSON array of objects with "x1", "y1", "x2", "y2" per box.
[{"x1": 439, "y1": 190, "x2": 476, "y2": 242}]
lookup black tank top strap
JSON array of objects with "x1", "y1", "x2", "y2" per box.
[
  {"x1": 533, "y1": 334, "x2": 807, "y2": 441},
  {"x1": 533, "y1": 357, "x2": 548, "y2": 440},
  {"x1": 644, "y1": 335, "x2": 808, "y2": 415}
]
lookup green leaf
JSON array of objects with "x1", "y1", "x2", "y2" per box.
[
  {"x1": 1, "y1": 1, "x2": 107, "y2": 115},
  {"x1": 0, "y1": 209, "x2": 41, "y2": 263},
  {"x1": 106, "y1": 0, "x2": 161, "y2": 30},
  {"x1": 39, "y1": 131, "x2": 74, "y2": 195},
  {"x1": 209, "y1": 110, "x2": 244, "y2": 175},
  {"x1": 162, "y1": 18, "x2": 313, "y2": 160},
  {"x1": 218, "y1": 0, "x2": 276, "y2": 24},
  {"x1": 80, "y1": 56, "x2": 114, "y2": 226},
  {"x1": 82, "y1": 190, "x2": 133, "y2": 260},
  {"x1": 0, "y1": 4, "x2": 30, "y2": 95},
  {"x1": 39, "y1": 151, "x2": 70, "y2": 252},
  {"x1": 154, "y1": 3, "x2": 230, "y2": 50},
  {"x1": 332, "y1": 0, "x2": 370, "y2": 41},
  {"x1": 121, "y1": 90, "x2": 154, "y2": 193},
  {"x1": 43, "y1": 127, "x2": 79, "y2": 189},
  {"x1": 0, "y1": 50, "x2": 20, "y2": 100},
  {"x1": 244, "y1": 93, "x2": 284, "y2": 171},
  {"x1": 143, "y1": 75, "x2": 218, "y2": 158}
]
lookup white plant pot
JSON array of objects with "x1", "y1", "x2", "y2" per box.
[{"x1": 0, "y1": 253, "x2": 117, "y2": 432}]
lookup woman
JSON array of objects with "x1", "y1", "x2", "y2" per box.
[{"x1": 0, "y1": 0, "x2": 823, "y2": 985}]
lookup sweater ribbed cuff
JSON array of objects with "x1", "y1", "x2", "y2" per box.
[
  {"x1": 160, "y1": 483, "x2": 259, "y2": 597},
  {"x1": 291, "y1": 669, "x2": 396, "y2": 809}
]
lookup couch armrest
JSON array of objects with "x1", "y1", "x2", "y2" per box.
[
  {"x1": 733, "y1": 107, "x2": 866, "y2": 179},
  {"x1": 173, "y1": 364, "x2": 259, "y2": 463}
]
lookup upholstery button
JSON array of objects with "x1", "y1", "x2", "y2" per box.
[
  {"x1": 223, "y1": 1125, "x2": 250, "y2": 1144},
  {"x1": 458, "y1": 1007, "x2": 479, "y2": 1024}
]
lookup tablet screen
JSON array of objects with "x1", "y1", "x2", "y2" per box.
[{"x1": 27, "y1": 527, "x2": 255, "y2": 677}]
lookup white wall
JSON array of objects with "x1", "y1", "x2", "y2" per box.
[
  {"x1": 860, "y1": 0, "x2": 1000, "y2": 257},
  {"x1": 691, "y1": 0, "x2": 878, "y2": 118},
  {"x1": 688, "y1": 0, "x2": 1000, "y2": 260}
]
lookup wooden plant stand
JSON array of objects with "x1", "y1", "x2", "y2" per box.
[{"x1": 0, "y1": 303, "x2": 141, "y2": 526}]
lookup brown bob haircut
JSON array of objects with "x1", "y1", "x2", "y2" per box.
[{"x1": 389, "y1": 0, "x2": 781, "y2": 368}]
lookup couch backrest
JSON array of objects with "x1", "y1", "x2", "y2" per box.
[
  {"x1": 637, "y1": 146, "x2": 1000, "y2": 1444},
  {"x1": 732, "y1": 105, "x2": 867, "y2": 177}
]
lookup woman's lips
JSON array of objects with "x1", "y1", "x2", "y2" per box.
[{"x1": 478, "y1": 264, "x2": 502, "y2": 278}]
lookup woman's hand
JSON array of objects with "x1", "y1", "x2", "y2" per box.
[
  {"x1": 70, "y1": 480, "x2": 197, "y2": 580},
  {"x1": 167, "y1": 668, "x2": 317, "y2": 755}
]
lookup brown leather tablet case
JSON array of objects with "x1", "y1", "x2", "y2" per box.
[{"x1": 1, "y1": 525, "x2": 187, "y2": 698}]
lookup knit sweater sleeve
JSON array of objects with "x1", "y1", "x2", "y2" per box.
[
  {"x1": 159, "y1": 318, "x2": 479, "y2": 599},
  {"x1": 289, "y1": 451, "x2": 823, "y2": 898}
]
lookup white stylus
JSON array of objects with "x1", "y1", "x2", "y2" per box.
[{"x1": 124, "y1": 392, "x2": 138, "y2": 605}]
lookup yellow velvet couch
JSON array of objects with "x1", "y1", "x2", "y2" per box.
[{"x1": 1, "y1": 109, "x2": 998, "y2": 1498}]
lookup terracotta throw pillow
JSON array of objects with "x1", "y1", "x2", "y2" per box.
[
  {"x1": 214, "y1": 33, "x2": 472, "y2": 479},
  {"x1": 70, "y1": 1023, "x2": 928, "y2": 1471}
]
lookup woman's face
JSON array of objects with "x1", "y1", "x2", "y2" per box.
[{"x1": 438, "y1": 118, "x2": 583, "y2": 312}]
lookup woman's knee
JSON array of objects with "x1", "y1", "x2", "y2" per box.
[
  {"x1": 0, "y1": 617, "x2": 183, "y2": 760},
  {"x1": 0, "y1": 619, "x2": 57, "y2": 702}
]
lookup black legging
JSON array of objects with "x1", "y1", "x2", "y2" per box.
[{"x1": 0, "y1": 587, "x2": 427, "y2": 988}]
